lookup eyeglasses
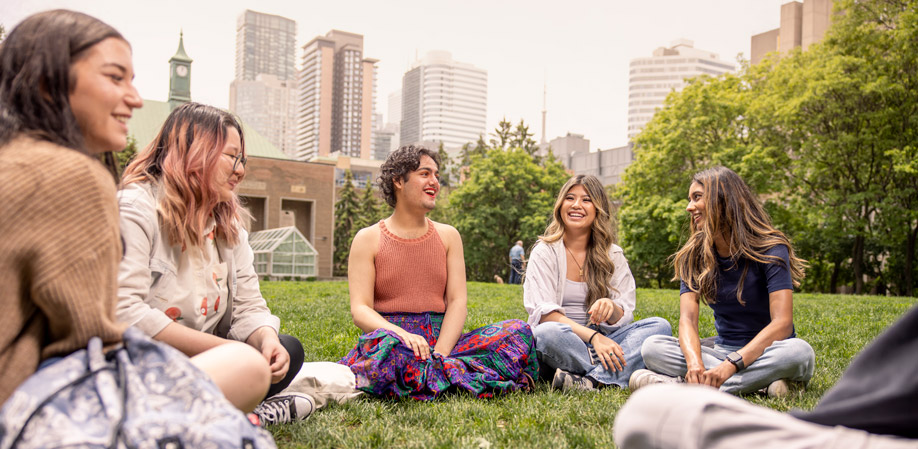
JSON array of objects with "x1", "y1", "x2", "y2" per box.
[{"x1": 224, "y1": 152, "x2": 247, "y2": 171}]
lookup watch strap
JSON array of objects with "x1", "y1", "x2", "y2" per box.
[{"x1": 726, "y1": 351, "x2": 745, "y2": 371}]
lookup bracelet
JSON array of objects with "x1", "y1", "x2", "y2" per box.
[{"x1": 588, "y1": 331, "x2": 600, "y2": 345}]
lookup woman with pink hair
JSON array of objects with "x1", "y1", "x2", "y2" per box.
[{"x1": 117, "y1": 102, "x2": 309, "y2": 425}]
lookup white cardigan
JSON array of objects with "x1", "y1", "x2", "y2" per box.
[{"x1": 523, "y1": 239, "x2": 636, "y2": 331}]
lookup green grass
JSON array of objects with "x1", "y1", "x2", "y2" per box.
[{"x1": 262, "y1": 281, "x2": 917, "y2": 448}]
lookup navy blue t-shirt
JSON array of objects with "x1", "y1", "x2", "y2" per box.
[{"x1": 680, "y1": 244, "x2": 795, "y2": 346}]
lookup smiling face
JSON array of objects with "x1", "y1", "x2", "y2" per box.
[
  {"x1": 212, "y1": 126, "x2": 244, "y2": 203},
  {"x1": 68, "y1": 37, "x2": 143, "y2": 154},
  {"x1": 394, "y1": 154, "x2": 440, "y2": 212},
  {"x1": 687, "y1": 181, "x2": 706, "y2": 230},
  {"x1": 560, "y1": 184, "x2": 596, "y2": 233}
]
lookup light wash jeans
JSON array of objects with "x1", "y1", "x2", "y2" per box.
[
  {"x1": 614, "y1": 384, "x2": 918, "y2": 449},
  {"x1": 640, "y1": 334, "x2": 815, "y2": 394},
  {"x1": 533, "y1": 317, "x2": 672, "y2": 388}
]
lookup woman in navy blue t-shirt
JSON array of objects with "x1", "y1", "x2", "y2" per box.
[{"x1": 631, "y1": 166, "x2": 815, "y2": 396}]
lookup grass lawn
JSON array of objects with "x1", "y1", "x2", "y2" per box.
[{"x1": 262, "y1": 281, "x2": 916, "y2": 448}]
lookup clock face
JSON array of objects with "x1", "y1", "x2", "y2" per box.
[{"x1": 175, "y1": 65, "x2": 188, "y2": 77}]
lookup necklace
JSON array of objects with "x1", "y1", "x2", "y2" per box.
[{"x1": 565, "y1": 246, "x2": 585, "y2": 279}]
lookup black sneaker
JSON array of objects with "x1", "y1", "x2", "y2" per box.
[
  {"x1": 253, "y1": 393, "x2": 315, "y2": 426},
  {"x1": 551, "y1": 368, "x2": 598, "y2": 392}
]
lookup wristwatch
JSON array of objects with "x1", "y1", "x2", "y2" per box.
[{"x1": 726, "y1": 351, "x2": 745, "y2": 371}]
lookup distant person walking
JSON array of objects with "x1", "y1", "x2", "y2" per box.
[{"x1": 509, "y1": 240, "x2": 526, "y2": 284}]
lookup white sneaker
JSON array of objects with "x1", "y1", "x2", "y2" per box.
[
  {"x1": 253, "y1": 392, "x2": 315, "y2": 426},
  {"x1": 628, "y1": 369, "x2": 682, "y2": 391},
  {"x1": 766, "y1": 379, "x2": 806, "y2": 398}
]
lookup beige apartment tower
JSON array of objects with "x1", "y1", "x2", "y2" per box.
[
  {"x1": 230, "y1": 10, "x2": 298, "y2": 154},
  {"x1": 399, "y1": 51, "x2": 488, "y2": 156},
  {"x1": 294, "y1": 30, "x2": 378, "y2": 161},
  {"x1": 627, "y1": 39, "x2": 734, "y2": 140},
  {"x1": 751, "y1": 0, "x2": 834, "y2": 65}
]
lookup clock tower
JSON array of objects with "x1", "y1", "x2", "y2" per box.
[{"x1": 168, "y1": 31, "x2": 193, "y2": 111}]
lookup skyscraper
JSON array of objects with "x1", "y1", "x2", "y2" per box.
[
  {"x1": 234, "y1": 10, "x2": 296, "y2": 82},
  {"x1": 627, "y1": 39, "x2": 734, "y2": 140},
  {"x1": 399, "y1": 51, "x2": 487, "y2": 155},
  {"x1": 294, "y1": 30, "x2": 377, "y2": 161},
  {"x1": 230, "y1": 10, "x2": 297, "y2": 154},
  {"x1": 750, "y1": 0, "x2": 834, "y2": 65}
]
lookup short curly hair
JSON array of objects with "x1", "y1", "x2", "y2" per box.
[{"x1": 378, "y1": 145, "x2": 441, "y2": 208}]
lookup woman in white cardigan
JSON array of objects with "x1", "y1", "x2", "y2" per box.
[{"x1": 523, "y1": 175, "x2": 671, "y2": 391}]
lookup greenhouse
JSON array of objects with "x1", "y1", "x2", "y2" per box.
[{"x1": 248, "y1": 226, "x2": 318, "y2": 281}]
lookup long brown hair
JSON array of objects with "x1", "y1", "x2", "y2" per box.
[
  {"x1": 0, "y1": 10, "x2": 124, "y2": 176},
  {"x1": 540, "y1": 175, "x2": 618, "y2": 309},
  {"x1": 122, "y1": 103, "x2": 246, "y2": 247},
  {"x1": 672, "y1": 166, "x2": 806, "y2": 304}
]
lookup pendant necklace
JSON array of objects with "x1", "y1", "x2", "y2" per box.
[{"x1": 565, "y1": 246, "x2": 585, "y2": 279}]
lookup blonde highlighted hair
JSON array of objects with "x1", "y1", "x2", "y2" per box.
[
  {"x1": 672, "y1": 166, "x2": 806, "y2": 305},
  {"x1": 122, "y1": 102, "x2": 246, "y2": 247},
  {"x1": 540, "y1": 175, "x2": 618, "y2": 309}
]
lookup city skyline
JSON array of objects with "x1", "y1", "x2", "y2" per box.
[{"x1": 2, "y1": 0, "x2": 795, "y2": 151}]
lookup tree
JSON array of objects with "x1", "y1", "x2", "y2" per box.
[
  {"x1": 435, "y1": 141, "x2": 457, "y2": 188},
  {"x1": 511, "y1": 120, "x2": 540, "y2": 157},
  {"x1": 449, "y1": 147, "x2": 569, "y2": 281},
  {"x1": 97, "y1": 134, "x2": 138, "y2": 181},
  {"x1": 746, "y1": 0, "x2": 918, "y2": 294},
  {"x1": 333, "y1": 170, "x2": 361, "y2": 276},
  {"x1": 489, "y1": 118, "x2": 514, "y2": 150},
  {"x1": 355, "y1": 178, "x2": 386, "y2": 231},
  {"x1": 117, "y1": 135, "x2": 138, "y2": 172}
]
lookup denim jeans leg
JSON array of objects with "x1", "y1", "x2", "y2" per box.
[
  {"x1": 719, "y1": 338, "x2": 816, "y2": 394},
  {"x1": 587, "y1": 317, "x2": 673, "y2": 388},
  {"x1": 641, "y1": 335, "x2": 729, "y2": 378},
  {"x1": 533, "y1": 322, "x2": 595, "y2": 376},
  {"x1": 509, "y1": 260, "x2": 522, "y2": 284},
  {"x1": 642, "y1": 336, "x2": 817, "y2": 395}
]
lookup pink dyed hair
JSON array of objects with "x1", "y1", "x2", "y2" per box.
[{"x1": 122, "y1": 102, "x2": 246, "y2": 247}]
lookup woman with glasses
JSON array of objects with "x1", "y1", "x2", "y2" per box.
[{"x1": 117, "y1": 102, "x2": 309, "y2": 425}]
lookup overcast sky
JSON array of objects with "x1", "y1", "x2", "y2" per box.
[{"x1": 2, "y1": 0, "x2": 790, "y2": 150}]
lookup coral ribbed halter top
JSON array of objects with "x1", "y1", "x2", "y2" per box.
[{"x1": 373, "y1": 218, "x2": 448, "y2": 313}]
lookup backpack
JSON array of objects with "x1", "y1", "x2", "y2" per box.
[{"x1": 0, "y1": 327, "x2": 277, "y2": 449}]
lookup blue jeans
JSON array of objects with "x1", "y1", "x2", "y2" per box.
[
  {"x1": 509, "y1": 259, "x2": 523, "y2": 284},
  {"x1": 640, "y1": 335, "x2": 815, "y2": 394},
  {"x1": 533, "y1": 317, "x2": 672, "y2": 388}
]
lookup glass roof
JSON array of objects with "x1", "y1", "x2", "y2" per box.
[{"x1": 248, "y1": 226, "x2": 317, "y2": 255}]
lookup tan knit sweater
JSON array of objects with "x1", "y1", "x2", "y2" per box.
[
  {"x1": 373, "y1": 219, "x2": 448, "y2": 314},
  {"x1": 0, "y1": 136, "x2": 125, "y2": 404}
]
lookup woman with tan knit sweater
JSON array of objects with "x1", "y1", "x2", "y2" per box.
[
  {"x1": 338, "y1": 145, "x2": 539, "y2": 399},
  {"x1": 0, "y1": 10, "x2": 271, "y2": 411}
]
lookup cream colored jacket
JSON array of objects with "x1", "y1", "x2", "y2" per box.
[
  {"x1": 523, "y1": 239, "x2": 636, "y2": 332},
  {"x1": 116, "y1": 182, "x2": 279, "y2": 341}
]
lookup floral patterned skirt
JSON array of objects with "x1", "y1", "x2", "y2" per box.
[{"x1": 338, "y1": 313, "x2": 538, "y2": 400}]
